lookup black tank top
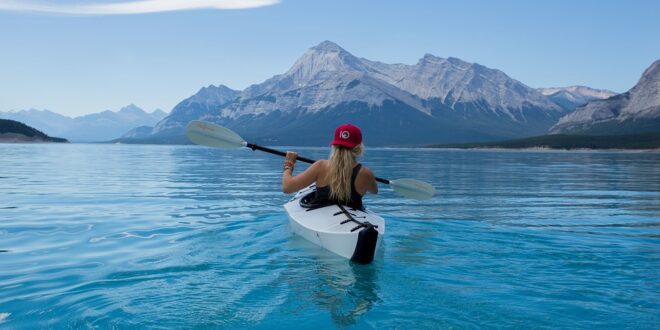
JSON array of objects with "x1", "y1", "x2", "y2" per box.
[{"x1": 315, "y1": 164, "x2": 364, "y2": 210}]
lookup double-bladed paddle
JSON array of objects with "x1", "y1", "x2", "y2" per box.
[{"x1": 186, "y1": 120, "x2": 435, "y2": 200}]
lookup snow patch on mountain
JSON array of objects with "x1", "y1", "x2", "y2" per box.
[{"x1": 539, "y1": 86, "x2": 617, "y2": 99}]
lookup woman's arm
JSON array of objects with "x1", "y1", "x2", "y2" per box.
[
  {"x1": 282, "y1": 152, "x2": 322, "y2": 193},
  {"x1": 357, "y1": 166, "x2": 378, "y2": 195},
  {"x1": 365, "y1": 167, "x2": 378, "y2": 194}
]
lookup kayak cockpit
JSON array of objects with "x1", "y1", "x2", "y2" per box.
[{"x1": 284, "y1": 185, "x2": 385, "y2": 263}]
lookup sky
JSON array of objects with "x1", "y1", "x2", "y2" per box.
[{"x1": 0, "y1": 0, "x2": 658, "y2": 117}]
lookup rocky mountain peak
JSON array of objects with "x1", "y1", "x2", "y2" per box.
[
  {"x1": 416, "y1": 54, "x2": 457, "y2": 68},
  {"x1": 310, "y1": 40, "x2": 347, "y2": 53},
  {"x1": 642, "y1": 60, "x2": 660, "y2": 75},
  {"x1": 152, "y1": 108, "x2": 167, "y2": 116},
  {"x1": 550, "y1": 59, "x2": 660, "y2": 134},
  {"x1": 624, "y1": 59, "x2": 660, "y2": 117},
  {"x1": 633, "y1": 60, "x2": 660, "y2": 91},
  {"x1": 420, "y1": 53, "x2": 441, "y2": 62},
  {"x1": 186, "y1": 84, "x2": 239, "y2": 105},
  {"x1": 284, "y1": 41, "x2": 369, "y2": 83},
  {"x1": 539, "y1": 86, "x2": 617, "y2": 99},
  {"x1": 119, "y1": 104, "x2": 145, "y2": 114}
]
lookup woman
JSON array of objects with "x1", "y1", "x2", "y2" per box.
[{"x1": 282, "y1": 124, "x2": 378, "y2": 210}]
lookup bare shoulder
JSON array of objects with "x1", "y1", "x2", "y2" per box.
[
  {"x1": 359, "y1": 165, "x2": 375, "y2": 178},
  {"x1": 313, "y1": 159, "x2": 329, "y2": 170},
  {"x1": 357, "y1": 165, "x2": 378, "y2": 194},
  {"x1": 309, "y1": 159, "x2": 329, "y2": 177}
]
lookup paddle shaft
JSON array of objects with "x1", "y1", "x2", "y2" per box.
[
  {"x1": 186, "y1": 120, "x2": 433, "y2": 199},
  {"x1": 246, "y1": 142, "x2": 390, "y2": 185}
]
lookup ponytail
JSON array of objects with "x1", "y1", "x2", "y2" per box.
[{"x1": 328, "y1": 143, "x2": 363, "y2": 203}]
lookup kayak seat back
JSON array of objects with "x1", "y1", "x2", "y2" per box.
[{"x1": 300, "y1": 190, "x2": 337, "y2": 211}]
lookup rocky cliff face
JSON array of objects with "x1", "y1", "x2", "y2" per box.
[
  {"x1": 364, "y1": 54, "x2": 562, "y2": 116},
  {"x1": 550, "y1": 60, "x2": 660, "y2": 135}
]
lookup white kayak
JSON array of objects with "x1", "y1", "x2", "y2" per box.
[{"x1": 284, "y1": 185, "x2": 385, "y2": 264}]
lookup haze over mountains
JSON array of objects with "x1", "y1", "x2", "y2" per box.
[
  {"x1": 143, "y1": 41, "x2": 624, "y2": 146},
  {"x1": 0, "y1": 105, "x2": 167, "y2": 142}
]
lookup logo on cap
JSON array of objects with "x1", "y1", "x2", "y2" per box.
[{"x1": 331, "y1": 123, "x2": 362, "y2": 148}]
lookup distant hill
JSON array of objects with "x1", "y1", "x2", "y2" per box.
[
  {"x1": 120, "y1": 125, "x2": 154, "y2": 139},
  {"x1": 0, "y1": 104, "x2": 167, "y2": 142},
  {"x1": 0, "y1": 119, "x2": 68, "y2": 143},
  {"x1": 538, "y1": 86, "x2": 617, "y2": 110},
  {"x1": 136, "y1": 40, "x2": 571, "y2": 146},
  {"x1": 152, "y1": 85, "x2": 240, "y2": 138},
  {"x1": 427, "y1": 133, "x2": 660, "y2": 150},
  {"x1": 550, "y1": 60, "x2": 660, "y2": 135}
]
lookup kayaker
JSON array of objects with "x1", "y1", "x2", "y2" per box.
[{"x1": 282, "y1": 124, "x2": 378, "y2": 210}]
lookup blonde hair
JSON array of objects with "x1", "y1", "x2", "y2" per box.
[{"x1": 328, "y1": 143, "x2": 364, "y2": 203}]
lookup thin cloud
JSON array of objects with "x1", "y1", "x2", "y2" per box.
[{"x1": 0, "y1": 0, "x2": 280, "y2": 15}]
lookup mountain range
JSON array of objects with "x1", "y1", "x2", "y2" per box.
[
  {"x1": 550, "y1": 60, "x2": 660, "y2": 135},
  {"x1": 7, "y1": 41, "x2": 654, "y2": 146},
  {"x1": 142, "y1": 41, "x2": 616, "y2": 146},
  {"x1": 538, "y1": 86, "x2": 616, "y2": 111},
  {"x1": 0, "y1": 105, "x2": 167, "y2": 142}
]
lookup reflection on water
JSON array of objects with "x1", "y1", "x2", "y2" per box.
[
  {"x1": 308, "y1": 254, "x2": 380, "y2": 326},
  {"x1": 0, "y1": 144, "x2": 658, "y2": 328}
]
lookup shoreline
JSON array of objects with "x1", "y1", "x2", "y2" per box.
[
  {"x1": 422, "y1": 146, "x2": 660, "y2": 153},
  {"x1": 2, "y1": 142, "x2": 659, "y2": 152}
]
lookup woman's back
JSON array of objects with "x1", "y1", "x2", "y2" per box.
[
  {"x1": 281, "y1": 123, "x2": 378, "y2": 207},
  {"x1": 315, "y1": 162, "x2": 364, "y2": 209},
  {"x1": 314, "y1": 160, "x2": 374, "y2": 197}
]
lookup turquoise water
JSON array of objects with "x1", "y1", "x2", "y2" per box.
[{"x1": 0, "y1": 144, "x2": 658, "y2": 328}]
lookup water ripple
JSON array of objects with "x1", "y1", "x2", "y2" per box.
[{"x1": 0, "y1": 144, "x2": 658, "y2": 328}]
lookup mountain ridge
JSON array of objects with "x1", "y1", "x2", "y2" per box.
[
  {"x1": 152, "y1": 85, "x2": 239, "y2": 135},
  {"x1": 148, "y1": 41, "x2": 573, "y2": 145},
  {"x1": 0, "y1": 105, "x2": 167, "y2": 142},
  {"x1": 538, "y1": 86, "x2": 617, "y2": 110},
  {"x1": 550, "y1": 60, "x2": 660, "y2": 135}
]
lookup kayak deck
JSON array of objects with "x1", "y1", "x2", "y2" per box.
[{"x1": 284, "y1": 185, "x2": 385, "y2": 261}]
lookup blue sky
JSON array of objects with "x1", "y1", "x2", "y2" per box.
[{"x1": 0, "y1": 0, "x2": 658, "y2": 117}]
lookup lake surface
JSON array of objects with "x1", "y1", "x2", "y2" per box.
[{"x1": 0, "y1": 144, "x2": 658, "y2": 328}]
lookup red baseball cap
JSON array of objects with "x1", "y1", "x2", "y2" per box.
[{"x1": 331, "y1": 124, "x2": 362, "y2": 148}]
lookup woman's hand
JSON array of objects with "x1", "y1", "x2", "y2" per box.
[{"x1": 284, "y1": 151, "x2": 297, "y2": 171}]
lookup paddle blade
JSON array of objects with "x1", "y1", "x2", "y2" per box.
[
  {"x1": 186, "y1": 120, "x2": 247, "y2": 149},
  {"x1": 390, "y1": 178, "x2": 435, "y2": 200}
]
